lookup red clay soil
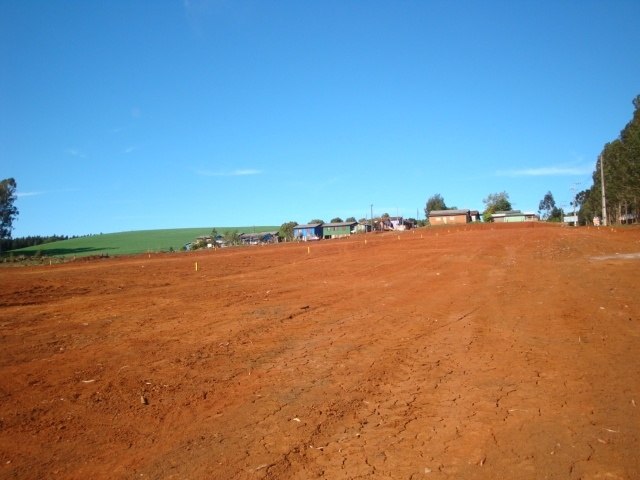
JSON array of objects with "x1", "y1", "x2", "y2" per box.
[{"x1": 1, "y1": 223, "x2": 639, "y2": 479}]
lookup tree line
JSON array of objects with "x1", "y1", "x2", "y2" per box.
[
  {"x1": 1, "y1": 234, "x2": 74, "y2": 253},
  {"x1": 577, "y1": 95, "x2": 640, "y2": 225}
]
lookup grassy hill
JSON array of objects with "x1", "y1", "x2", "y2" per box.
[{"x1": 8, "y1": 226, "x2": 279, "y2": 258}]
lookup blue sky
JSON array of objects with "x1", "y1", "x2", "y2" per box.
[{"x1": 2, "y1": 0, "x2": 639, "y2": 236}]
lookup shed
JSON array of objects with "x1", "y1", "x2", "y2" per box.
[{"x1": 428, "y1": 209, "x2": 471, "y2": 225}]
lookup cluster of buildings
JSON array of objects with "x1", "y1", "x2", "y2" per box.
[
  {"x1": 428, "y1": 209, "x2": 539, "y2": 225},
  {"x1": 190, "y1": 209, "x2": 541, "y2": 249},
  {"x1": 293, "y1": 217, "x2": 414, "y2": 241},
  {"x1": 191, "y1": 231, "x2": 279, "y2": 249}
]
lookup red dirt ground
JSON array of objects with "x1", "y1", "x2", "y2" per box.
[{"x1": 1, "y1": 223, "x2": 639, "y2": 479}]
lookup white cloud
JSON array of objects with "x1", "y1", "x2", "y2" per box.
[
  {"x1": 196, "y1": 168, "x2": 262, "y2": 177},
  {"x1": 496, "y1": 166, "x2": 592, "y2": 177}
]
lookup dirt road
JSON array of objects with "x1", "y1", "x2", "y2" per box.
[{"x1": 1, "y1": 223, "x2": 639, "y2": 479}]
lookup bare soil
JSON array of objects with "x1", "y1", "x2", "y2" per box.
[{"x1": 1, "y1": 223, "x2": 639, "y2": 479}]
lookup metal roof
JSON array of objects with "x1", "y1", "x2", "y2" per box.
[
  {"x1": 294, "y1": 223, "x2": 322, "y2": 229},
  {"x1": 429, "y1": 209, "x2": 470, "y2": 216},
  {"x1": 492, "y1": 210, "x2": 526, "y2": 217},
  {"x1": 322, "y1": 221, "x2": 358, "y2": 227}
]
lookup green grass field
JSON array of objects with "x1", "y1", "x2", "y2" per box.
[{"x1": 8, "y1": 227, "x2": 279, "y2": 258}]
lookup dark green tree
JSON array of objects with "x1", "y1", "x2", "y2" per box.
[
  {"x1": 345, "y1": 217, "x2": 356, "y2": 222},
  {"x1": 0, "y1": 178, "x2": 19, "y2": 245},
  {"x1": 538, "y1": 191, "x2": 556, "y2": 220},
  {"x1": 330, "y1": 217, "x2": 343, "y2": 223},
  {"x1": 425, "y1": 194, "x2": 447, "y2": 219},
  {"x1": 309, "y1": 219, "x2": 324, "y2": 224},
  {"x1": 482, "y1": 191, "x2": 512, "y2": 222},
  {"x1": 549, "y1": 206, "x2": 563, "y2": 222},
  {"x1": 580, "y1": 95, "x2": 640, "y2": 224}
]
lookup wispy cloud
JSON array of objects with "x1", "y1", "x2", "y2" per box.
[
  {"x1": 66, "y1": 148, "x2": 87, "y2": 159},
  {"x1": 496, "y1": 165, "x2": 592, "y2": 177},
  {"x1": 196, "y1": 168, "x2": 262, "y2": 177},
  {"x1": 16, "y1": 191, "x2": 46, "y2": 198},
  {"x1": 17, "y1": 188, "x2": 80, "y2": 198},
  {"x1": 123, "y1": 146, "x2": 138, "y2": 154}
]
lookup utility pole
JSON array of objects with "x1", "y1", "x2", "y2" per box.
[
  {"x1": 370, "y1": 204, "x2": 373, "y2": 232},
  {"x1": 600, "y1": 154, "x2": 608, "y2": 226},
  {"x1": 570, "y1": 182, "x2": 580, "y2": 227}
]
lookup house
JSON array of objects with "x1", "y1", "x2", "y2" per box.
[
  {"x1": 469, "y1": 210, "x2": 481, "y2": 222},
  {"x1": 490, "y1": 210, "x2": 539, "y2": 223},
  {"x1": 191, "y1": 234, "x2": 226, "y2": 248},
  {"x1": 389, "y1": 216, "x2": 404, "y2": 230},
  {"x1": 428, "y1": 209, "x2": 471, "y2": 225},
  {"x1": 195, "y1": 235, "x2": 216, "y2": 248},
  {"x1": 354, "y1": 222, "x2": 373, "y2": 233},
  {"x1": 321, "y1": 221, "x2": 357, "y2": 239},
  {"x1": 293, "y1": 223, "x2": 323, "y2": 241},
  {"x1": 376, "y1": 217, "x2": 393, "y2": 231},
  {"x1": 239, "y1": 231, "x2": 279, "y2": 245},
  {"x1": 403, "y1": 218, "x2": 417, "y2": 229}
]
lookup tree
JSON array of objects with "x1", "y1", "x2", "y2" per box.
[
  {"x1": 330, "y1": 217, "x2": 343, "y2": 223},
  {"x1": 549, "y1": 206, "x2": 563, "y2": 222},
  {"x1": 345, "y1": 217, "x2": 356, "y2": 222},
  {"x1": 0, "y1": 178, "x2": 19, "y2": 244},
  {"x1": 482, "y1": 191, "x2": 512, "y2": 222},
  {"x1": 309, "y1": 219, "x2": 324, "y2": 224},
  {"x1": 538, "y1": 191, "x2": 556, "y2": 220},
  {"x1": 223, "y1": 229, "x2": 240, "y2": 246},
  {"x1": 575, "y1": 189, "x2": 595, "y2": 225},
  {"x1": 574, "y1": 190, "x2": 588, "y2": 211},
  {"x1": 425, "y1": 194, "x2": 447, "y2": 219},
  {"x1": 580, "y1": 95, "x2": 640, "y2": 225},
  {"x1": 278, "y1": 221, "x2": 298, "y2": 241}
]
